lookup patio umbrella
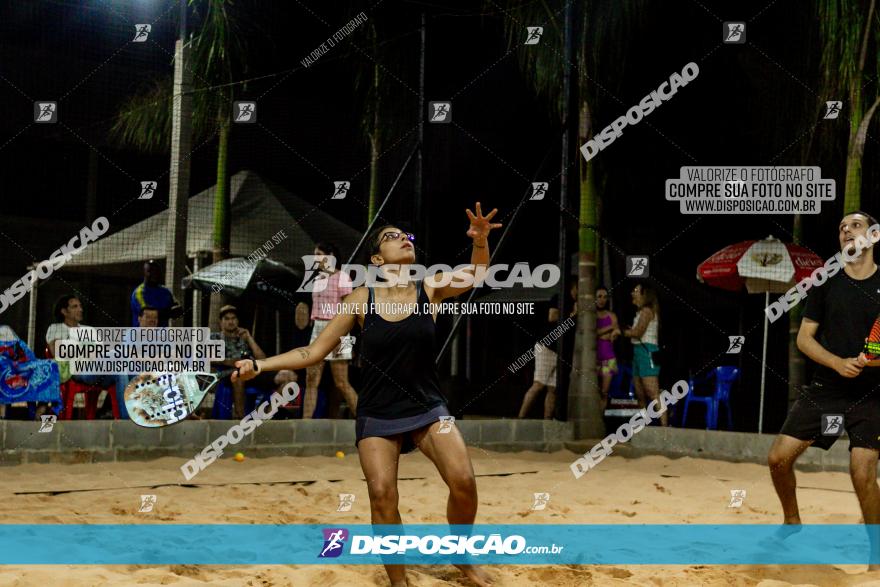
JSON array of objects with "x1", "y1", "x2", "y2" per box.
[
  {"x1": 182, "y1": 257, "x2": 305, "y2": 307},
  {"x1": 697, "y1": 235, "x2": 823, "y2": 433}
]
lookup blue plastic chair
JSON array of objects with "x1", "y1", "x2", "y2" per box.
[
  {"x1": 212, "y1": 380, "x2": 234, "y2": 419},
  {"x1": 683, "y1": 366, "x2": 739, "y2": 430},
  {"x1": 608, "y1": 364, "x2": 636, "y2": 400},
  {"x1": 312, "y1": 388, "x2": 328, "y2": 419},
  {"x1": 212, "y1": 379, "x2": 265, "y2": 419}
]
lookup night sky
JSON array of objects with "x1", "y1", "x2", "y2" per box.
[{"x1": 1, "y1": 0, "x2": 876, "y2": 426}]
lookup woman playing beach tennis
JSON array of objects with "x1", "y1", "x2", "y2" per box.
[{"x1": 234, "y1": 203, "x2": 501, "y2": 587}]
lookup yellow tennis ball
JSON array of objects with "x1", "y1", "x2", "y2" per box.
[
  {"x1": 234, "y1": 452, "x2": 245, "y2": 462},
  {"x1": 336, "y1": 451, "x2": 345, "y2": 459}
]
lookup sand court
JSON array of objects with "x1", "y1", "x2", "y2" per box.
[{"x1": 1, "y1": 447, "x2": 879, "y2": 586}]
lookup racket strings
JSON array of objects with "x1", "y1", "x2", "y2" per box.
[{"x1": 135, "y1": 373, "x2": 190, "y2": 420}]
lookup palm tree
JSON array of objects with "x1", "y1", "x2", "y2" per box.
[
  {"x1": 352, "y1": 17, "x2": 419, "y2": 224},
  {"x1": 358, "y1": 22, "x2": 383, "y2": 224},
  {"x1": 786, "y1": 0, "x2": 880, "y2": 405},
  {"x1": 500, "y1": 1, "x2": 643, "y2": 437},
  {"x1": 819, "y1": 0, "x2": 880, "y2": 211},
  {"x1": 110, "y1": 0, "x2": 247, "y2": 327}
]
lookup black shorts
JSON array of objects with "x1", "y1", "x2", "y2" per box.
[{"x1": 780, "y1": 378, "x2": 880, "y2": 451}]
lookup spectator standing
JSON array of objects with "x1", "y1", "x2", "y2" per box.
[
  {"x1": 130, "y1": 260, "x2": 182, "y2": 327},
  {"x1": 596, "y1": 286, "x2": 621, "y2": 411},
  {"x1": 623, "y1": 284, "x2": 664, "y2": 426},
  {"x1": 305, "y1": 243, "x2": 358, "y2": 419},
  {"x1": 518, "y1": 282, "x2": 577, "y2": 419}
]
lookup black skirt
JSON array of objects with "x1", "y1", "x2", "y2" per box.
[{"x1": 355, "y1": 404, "x2": 451, "y2": 453}]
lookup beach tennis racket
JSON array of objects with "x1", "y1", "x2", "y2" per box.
[
  {"x1": 864, "y1": 316, "x2": 880, "y2": 360},
  {"x1": 124, "y1": 368, "x2": 236, "y2": 428}
]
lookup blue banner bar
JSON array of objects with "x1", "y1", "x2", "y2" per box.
[{"x1": 0, "y1": 525, "x2": 876, "y2": 565}]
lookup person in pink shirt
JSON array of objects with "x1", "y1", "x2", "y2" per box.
[
  {"x1": 596, "y1": 287, "x2": 621, "y2": 411},
  {"x1": 306, "y1": 242, "x2": 358, "y2": 418}
]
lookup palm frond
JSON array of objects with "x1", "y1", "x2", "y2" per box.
[
  {"x1": 497, "y1": 0, "x2": 647, "y2": 122},
  {"x1": 109, "y1": 78, "x2": 173, "y2": 152},
  {"x1": 110, "y1": 0, "x2": 253, "y2": 151},
  {"x1": 819, "y1": 0, "x2": 871, "y2": 95},
  {"x1": 352, "y1": 17, "x2": 420, "y2": 147}
]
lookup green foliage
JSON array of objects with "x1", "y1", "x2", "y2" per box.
[
  {"x1": 498, "y1": 0, "x2": 645, "y2": 122},
  {"x1": 109, "y1": 0, "x2": 249, "y2": 152},
  {"x1": 818, "y1": 0, "x2": 876, "y2": 99}
]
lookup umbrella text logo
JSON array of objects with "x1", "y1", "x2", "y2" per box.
[{"x1": 750, "y1": 252, "x2": 783, "y2": 266}]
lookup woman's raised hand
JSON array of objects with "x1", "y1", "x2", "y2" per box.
[{"x1": 465, "y1": 202, "x2": 502, "y2": 243}]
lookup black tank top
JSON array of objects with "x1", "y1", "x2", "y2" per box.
[{"x1": 358, "y1": 280, "x2": 446, "y2": 419}]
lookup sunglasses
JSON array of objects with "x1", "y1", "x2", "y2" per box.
[{"x1": 379, "y1": 231, "x2": 415, "y2": 244}]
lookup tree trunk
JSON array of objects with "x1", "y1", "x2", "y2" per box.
[
  {"x1": 842, "y1": 0, "x2": 876, "y2": 211},
  {"x1": 569, "y1": 98, "x2": 603, "y2": 440},
  {"x1": 844, "y1": 94, "x2": 880, "y2": 212},
  {"x1": 209, "y1": 114, "x2": 231, "y2": 330},
  {"x1": 368, "y1": 131, "x2": 380, "y2": 223},
  {"x1": 843, "y1": 90, "x2": 864, "y2": 211},
  {"x1": 367, "y1": 31, "x2": 381, "y2": 224}
]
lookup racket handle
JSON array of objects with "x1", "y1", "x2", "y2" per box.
[
  {"x1": 865, "y1": 316, "x2": 880, "y2": 359},
  {"x1": 222, "y1": 359, "x2": 259, "y2": 380}
]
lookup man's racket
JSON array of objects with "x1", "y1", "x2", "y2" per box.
[
  {"x1": 124, "y1": 368, "x2": 236, "y2": 428},
  {"x1": 864, "y1": 316, "x2": 880, "y2": 360}
]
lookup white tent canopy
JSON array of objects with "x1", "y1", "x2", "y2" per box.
[
  {"x1": 64, "y1": 170, "x2": 361, "y2": 268},
  {"x1": 25, "y1": 171, "x2": 361, "y2": 347}
]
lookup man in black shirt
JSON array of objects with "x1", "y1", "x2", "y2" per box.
[{"x1": 768, "y1": 211, "x2": 880, "y2": 560}]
